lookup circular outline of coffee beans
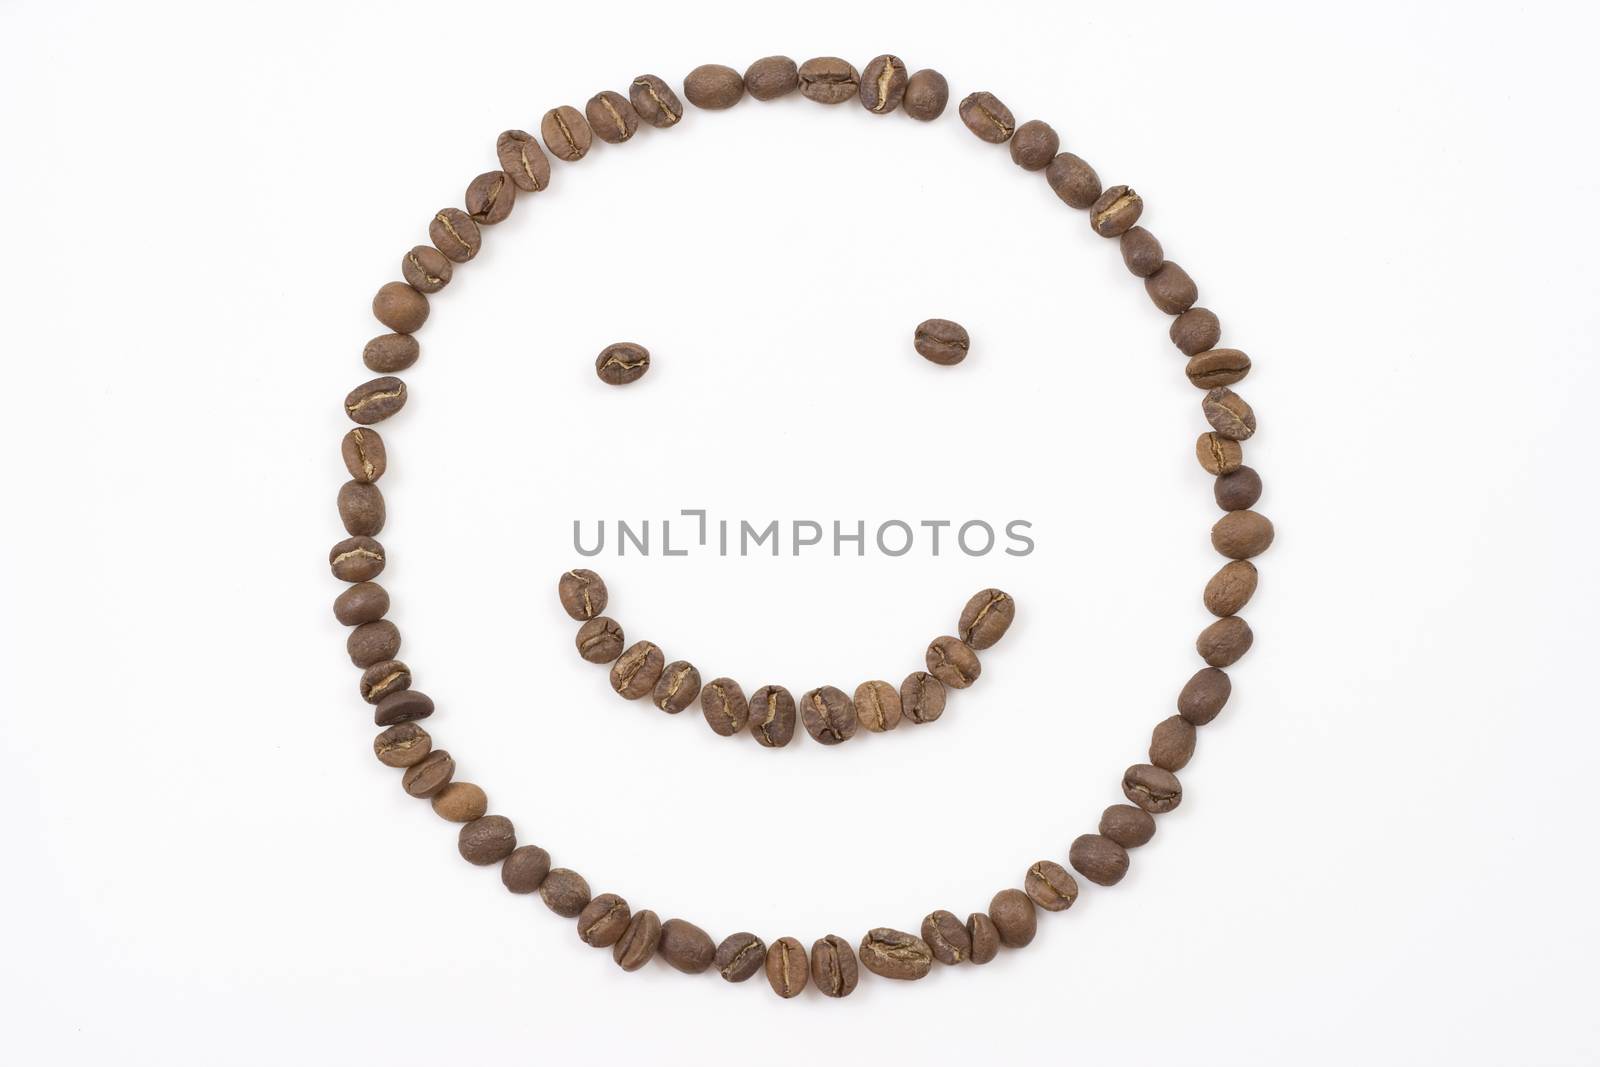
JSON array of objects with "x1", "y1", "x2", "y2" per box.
[{"x1": 337, "y1": 55, "x2": 1274, "y2": 996}]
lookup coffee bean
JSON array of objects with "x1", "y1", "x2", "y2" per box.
[
  {"x1": 1147, "y1": 261, "x2": 1199, "y2": 314},
  {"x1": 902, "y1": 69, "x2": 949, "y2": 120},
  {"x1": 540, "y1": 868, "x2": 591, "y2": 918},
  {"x1": 1009, "y1": 119, "x2": 1058, "y2": 170},
  {"x1": 715, "y1": 932, "x2": 766, "y2": 982},
  {"x1": 465, "y1": 170, "x2": 514, "y2": 225},
  {"x1": 810, "y1": 934, "x2": 859, "y2": 997},
  {"x1": 1119, "y1": 227, "x2": 1164, "y2": 277},
  {"x1": 1171, "y1": 307, "x2": 1222, "y2": 355},
  {"x1": 401, "y1": 748, "x2": 453, "y2": 798},
  {"x1": 914, "y1": 318, "x2": 969, "y2": 365},
  {"x1": 401, "y1": 245, "x2": 452, "y2": 293},
  {"x1": 859, "y1": 54, "x2": 908, "y2": 113},
  {"x1": 372, "y1": 281, "x2": 428, "y2": 334},
  {"x1": 1046, "y1": 152, "x2": 1102, "y2": 209},
  {"x1": 1099, "y1": 803, "x2": 1157, "y2": 849},
  {"x1": 1025, "y1": 860, "x2": 1079, "y2": 912},
  {"x1": 375, "y1": 689, "x2": 433, "y2": 727},
  {"x1": 859, "y1": 928, "x2": 933, "y2": 980},
  {"x1": 799, "y1": 686, "x2": 856, "y2": 744},
  {"x1": 337, "y1": 480, "x2": 385, "y2": 536},
  {"x1": 684, "y1": 64, "x2": 745, "y2": 109},
  {"x1": 900, "y1": 671, "x2": 947, "y2": 724},
  {"x1": 359, "y1": 658, "x2": 411, "y2": 704},
  {"x1": 542, "y1": 105, "x2": 592, "y2": 162},
  {"x1": 766, "y1": 936, "x2": 808, "y2": 997},
  {"x1": 1204, "y1": 559, "x2": 1258, "y2": 617},
  {"x1": 1215, "y1": 466, "x2": 1263, "y2": 511},
  {"x1": 344, "y1": 376, "x2": 407, "y2": 426},
  {"x1": 958, "y1": 91, "x2": 1014, "y2": 142},
  {"x1": 614, "y1": 909, "x2": 662, "y2": 971},
  {"x1": 700, "y1": 678, "x2": 750, "y2": 736},
  {"x1": 1090, "y1": 184, "x2": 1142, "y2": 237},
  {"x1": 1195, "y1": 431, "x2": 1244, "y2": 475},
  {"x1": 958, "y1": 588, "x2": 1014, "y2": 649},
  {"x1": 1185, "y1": 348, "x2": 1251, "y2": 390},
  {"x1": 659, "y1": 919, "x2": 716, "y2": 974},
  {"x1": 654, "y1": 661, "x2": 702, "y2": 714},
  {"x1": 341, "y1": 429, "x2": 387, "y2": 488},
  {"x1": 1124, "y1": 764, "x2": 1183, "y2": 814},
  {"x1": 611, "y1": 641, "x2": 664, "y2": 699},
  {"x1": 797, "y1": 57, "x2": 859, "y2": 104},
  {"x1": 578, "y1": 894, "x2": 631, "y2": 948},
  {"x1": 459, "y1": 815, "x2": 516, "y2": 865},
  {"x1": 1212, "y1": 511, "x2": 1274, "y2": 560},
  {"x1": 362, "y1": 333, "x2": 419, "y2": 373},
  {"x1": 496, "y1": 130, "x2": 551, "y2": 192},
  {"x1": 750, "y1": 685, "x2": 797, "y2": 747},
  {"x1": 854, "y1": 680, "x2": 902, "y2": 732},
  {"x1": 374, "y1": 722, "x2": 431, "y2": 768},
  {"x1": 1178, "y1": 667, "x2": 1231, "y2": 725},
  {"x1": 1070, "y1": 833, "x2": 1130, "y2": 886},
  {"x1": 348, "y1": 619, "x2": 400, "y2": 667},
  {"x1": 586, "y1": 91, "x2": 639, "y2": 144},
  {"x1": 501, "y1": 845, "x2": 551, "y2": 893},
  {"x1": 558, "y1": 568, "x2": 608, "y2": 620},
  {"x1": 745, "y1": 56, "x2": 799, "y2": 100},
  {"x1": 988, "y1": 888, "x2": 1037, "y2": 947},
  {"x1": 966, "y1": 912, "x2": 1000, "y2": 964},
  {"x1": 926, "y1": 635, "x2": 980, "y2": 689},
  {"x1": 432, "y1": 781, "x2": 487, "y2": 822},
  {"x1": 575, "y1": 617, "x2": 624, "y2": 663},
  {"x1": 1197, "y1": 616, "x2": 1253, "y2": 667},
  {"x1": 333, "y1": 581, "x2": 388, "y2": 626},
  {"x1": 921, "y1": 910, "x2": 971, "y2": 965},
  {"x1": 1203, "y1": 387, "x2": 1256, "y2": 441},
  {"x1": 429, "y1": 208, "x2": 480, "y2": 263},
  {"x1": 330, "y1": 535, "x2": 385, "y2": 582},
  {"x1": 596, "y1": 342, "x2": 650, "y2": 385},
  {"x1": 630, "y1": 74, "x2": 683, "y2": 128},
  {"x1": 1149, "y1": 715, "x2": 1197, "y2": 772}
]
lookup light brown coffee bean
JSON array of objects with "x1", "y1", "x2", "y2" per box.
[
  {"x1": 1186, "y1": 348, "x2": 1251, "y2": 389},
  {"x1": 750, "y1": 685, "x2": 797, "y2": 747},
  {"x1": 926, "y1": 635, "x2": 980, "y2": 689},
  {"x1": 596, "y1": 342, "x2": 650, "y2": 385},
  {"x1": 921, "y1": 910, "x2": 971, "y2": 965},
  {"x1": 501, "y1": 845, "x2": 551, "y2": 894},
  {"x1": 540, "y1": 868, "x2": 591, "y2": 918},
  {"x1": 1090, "y1": 184, "x2": 1143, "y2": 237},
  {"x1": 810, "y1": 934, "x2": 859, "y2": 997},
  {"x1": 348, "y1": 619, "x2": 400, "y2": 667},
  {"x1": 659, "y1": 919, "x2": 716, "y2": 974},
  {"x1": 859, "y1": 54, "x2": 908, "y2": 113},
  {"x1": 611, "y1": 641, "x2": 665, "y2": 699},
  {"x1": 654, "y1": 661, "x2": 702, "y2": 714},
  {"x1": 333, "y1": 581, "x2": 388, "y2": 626},
  {"x1": 854, "y1": 680, "x2": 902, "y2": 732},
  {"x1": 586, "y1": 91, "x2": 639, "y2": 144},
  {"x1": 1196, "y1": 431, "x2": 1244, "y2": 475},
  {"x1": 374, "y1": 722, "x2": 431, "y2": 768},
  {"x1": 902, "y1": 69, "x2": 949, "y2": 120},
  {"x1": 330, "y1": 535, "x2": 385, "y2": 582},
  {"x1": 401, "y1": 749, "x2": 454, "y2": 798},
  {"x1": 1171, "y1": 307, "x2": 1222, "y2": 355},
  {"x1": 578, "y1": 894, "x2": 632, "y2": 948},
  {"x1": 429, "y1": 208, "x2": 480, "y2": 263},
  {"x1": 1120, "y1": 227, "x2": 1164, "y2": 277},
  {"x1": 914, "y1": 318, "x2": 970, "y2": 365},
  {"x1": 1197, "y1": 616, "x2": 1253, "y2": 667},
  {"x1": 958, "y1": 91, "x2": 1014, "y2": 142},
  {"x1": 1203, "y1": 387, "x2": 1257, "y2": 440},
  {"x1": 715, "y1": 933, "x2": 766, "y2": 982},
  {"x1": 859, "y1": 928, "x2": 933, "y2": 980},
  {"x1": 1046, "y1": 152, "x2": 1102, "y2": 209},
  {"x1": 401, "y1": 245, "x2": 452, "y2": 293},
  {"x1": 797, "y1": 57, "x2": 859, "y2": 104},
  {"x1": 988, "y1": 888, "x2": 1037, "y2": 947},
  {"x1": 1147, "y1": 261, "x2": 1199, "y2": 314},
  {"x1": 345, "y1": 376, "x2": 407, "y2": 426},
  {"x1": 630, "y1": 74, "x2": 683, "y2": 127},
  {"x1": 1124, "y1": 764, "x2": 1183, "y2": 814},
  {"x1": 700, "y1": 678, "x2": 750, "y2": 736},
  {"x1": 372, "y1": 281, "x2": 428, "y2": 334},
  {"x1": 684, "y1": 64, "x2": 745, "y2": 109},
  {"x1": 541, "y1": 105, "x2": 592, "y2": 162},
  {"x1": 432, "y1": 781, "x2": 487, "y2": 823},
  {"x1": 374, "y1": 689, "x2": 433, "y2": 727},
  {"x1": 1204, "y1": 559, "x2": 1259, "y2": 616},
  {"x1": 1025, "y1": 860, "x2": 1079, "y2": 912},
  {"x1": 337, "y1": 480, "x2": 385, "y2": 536},
  {"x1": 745, "y1": 56, "x2": 798, "y2": 100},
  {"x1": 496, "y1": 130, "x2": 551, "y2": 192},
  {"x1": 766, "y1": 936, "x2": 808, "y2": 997},
  {"x1": 958, "y1": 588, "x2": 1015, "y2": 649},
  {"x1": 1178, "y1": 667, "x2": 1231, "y2": 725},
  {"x1": 1099, "y1": 804, "x2": 1157, "y2": 849},
  {"x1": 341, "y1": 429, "x2": 387, "y2": 487},
  {"x1": 1070, "y1": 833, "x2": 1130, "y2": 886},
  {"x1": 558, "y1": 568, "x2": 608, "y2": 620},
  {"x1": 966, "y1": 912, "x2": 1000, "y2": 964},
  {"x1": 362, "y1": 333, "x2": 419, "y2": 374},
  {"x1": 614, "y1": 910, "x2": 662, "y2": 971},
  {"x1": 459, "y1": 815, "x2": 516, "y2": 865},
  {"x1": 800, "y1": 685, "x2": 856, "y2": 745},
  {"x1": 359, "y1": 658, "x2": 411, "y2": 704},
  {"x1": 900, "y1": 671, "x2": 947, "y2": 724},
  {"x1": 1009, "y1": 119, "x2": 1059, "y2": 170},
  {"x1": 1150, "y1": 715, "x2": 1197, "y2": 772},
  {"x1": 465, "y1": 170, "x2": 514, "y2": 224},
  {"x1": 575, "y1": 617, "x2": 624, "y2": 663},
  {"x1": 1212, "y1": 511, "x2": 1274, "y2": 559}
]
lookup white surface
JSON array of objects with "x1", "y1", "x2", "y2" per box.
[{"x1": 2, "y1": 1, "x2": 1597, "y2": 1063}]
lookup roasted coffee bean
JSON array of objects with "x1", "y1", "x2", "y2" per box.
[
  {"x1": 926, "y1": 636, "x2": 980, "y2": 689},
  {"x1": 745, "y1": 56, "x2": 798, "y2": 100},
  {"x1": 900, "y1": 671, "x2": 946, "y2": 724},
  {"x1": 558, "y1": 568, "x2": 608, "y2": 620},
  {"x1": 654, "y1": 661, "x2": 702, "y2": 714},
  {"x1": 595, "y1": 342, "x2": 650, "y2": 385},
  {"x1": 1009, "y1": 119, "x2": 1059, "y2": 170},
  {"x1": 341, "y1": 427, "x2": 386, "y2": 485},
  {"x1": 375, "y1": 689, "x2": 433, "y2": 727},
  {"x1": 1147, "y1": 261, "x2": 1199, "y2": 314},
  {"x1": 401, "y1": 748, "x2": 454, "y2": 798},
  {"x1": 1124, "y1": 764, "x2": 1183, "y2": 814},
  {"x1": 958, "y1": 91, "x2": 1014, "y2": 142},
  {"x1": 966, "y1": 912, "x2": 1000, "y2": 964},
  {"x1": 459, "y1": 815, "x2": 516, "y2": 865},
  {"x1": 701, "y1": 678, "x2": 750, "y2": 736},
  {"x1": 496, "y1": 130, "x2": 551, "y2": 192},
  {"x1": 859, "y1": 54, "x2": 908, "y2": 113},
  {"x1": 586, "y1": 91, "x2": 639, "y2": 144},
  {"x1": 1197, "y1": 616, "x2": 1253, "y2": 667},
  {"x1": 1172, "y1": 307, "x2": 1222, "y2": 355},
  {"x1": 659, "y1": 919, "x2": 716, "y2": 974},
  {"x1": 1195, "y1": 431, "x2": 1244, "y2": 476},
  {"x1": 797, "y1": 57, "x2": 859, "y2": 104},
  {"x1": 766, "y1": 936, "x2": 808, "y2": 997},
  {"x1": 988, "y1": 888, "x2": 1037, "y2": 947},
  {"x1": 1178, "y1": 667, "x2": 1231, "y2": 725},
  {"x1": 1046, "y1": 152, "x2": 1102, "y2": 209},
  {"x1": 750, "y1": 685, "x2": 797, "y2": 747},
  {"x1": 401, "y1": 245, "x2": 452, "y2": 293},
  {"x1": 921, "y1": 911, "x2": 971, "y2": 965},
  {"x1": 854, "y1": 680, "x2": 902, "y2": 732},
  {"x1": 1150, "y1": 715, "x2": 1197, "y2": 772},
  {"x1": 630, "y1": 74, "x2": 683, "y2": 127},
  {"x1": 810, "y1": 935, "x2": 859, "y2": 997},
  {"x1": 348, "y1": 619, "x2": 400, "y2": 667},
  {"x1": 1070, "y1": 833, "x2": 1130, "y2": 886},
  {"x1": 575, "y1": 617, "x2": 625, "y2": 663},
  {"x1": 1203, "y1": 387, "x2": 1256, "y2": 441},
  {"x1": 501, "y1": 845, "x2": 552, "y2": 893},
  {"x1": 902, "y1": 69, "x2": 948, "y2": 120},
  {"x1": 614, "y1": 909, "x2": 662, "y2": 971},
  {"x1": 333, "y1": 581, "x2": 388, "y2": 626},
  {"x1": 859, "y1": 928, "x2": 933, "y2": 980},
  {"x1": 1215, "y1": 466, "x2": 1263, "y2": 512},
  {"x1": 1099, "y1": 803, "x2": 1157, "y2": 849},
  {"x1": 374, "y1": 722, "x2": 431, "y2": 768},
  {"x1": 1212, "y1": 511, "x2": 1274, "y2": 560},
  {"x1": 958, "y1": 588, "x2": 1014, "y2": 649},
  {"x1": 359, "y1": 658, "x2": 411, "y2": 704},
  {"x1": 372, "y1": 281, "x2": 428, "y2": 334},
  {"x1": 1090, "y1": 184, "x2": 1142, "y2": 237},
  {"x1": 1186, "y1": 348, "x2": 1251, "y2": 389},
  {"x1": 465, "y1": 170, "x2": 514, "y2": 225},
  {"x1": 330, "y1": 535, "x2": 385, "y2": 582},
  {"x1": 800, "y1": 685, "x2": 856, "y2": 744},
  {"x1": 429, "y1": 208, "x2": 480, "y2": 263},
  {"x1": 432, "y1": 781, "x2": 487, "y2": 822},
  {"x1": 1120, "y1": 227, "x2": 1165, "y2": 277},
  {"x1": 914, "y1": 318, "x2": 969, "y2": 365},
  {"x1": 1025, "y1": 860, "x2": 1079, "y2": 912},
  {"x1": 362, "y1": 333, "x2": 419, "y2": 373},
  {"x1": 684, "y1": 64, "x2": 745, "y2": 109},
  {"x1": 337, "y1": 480, "x2": 385, "y2": 536},
  {"x1": 1204, "y1": 559, "x2": 1259, "y2": 617},
  {"x1": 578, "y1": 894, "x2": 631, "y2": 948},
  {"x1": 611, "y1": 641, "x2": 664, "y2": 699},
  {"x1": 541, "y1": 105, "x2": 592, "y2": 162},
  {"x1": 715, "y1": 933, "x2": 767, "y2": 982},
  {"x1": 540, "y1": 868, "x2": 591, "y2": 918},
  {"x1": 344, "y1": 376, "x2": 407, "y2": 426}
]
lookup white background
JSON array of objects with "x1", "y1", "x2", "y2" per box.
[{"x1": 3, "y1": 0, "x2": 1597, "y2": 1063}]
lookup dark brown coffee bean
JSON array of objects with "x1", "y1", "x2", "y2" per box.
[
  {"x1": 340, "y1": 427, "x2": 386, "y2": 485},
  {"x1": 558, "y1": 568, "x2": 608, "y2": 620},
  {"x1": 1149, "y1": 715, "x2": 1197, "y2": 772},
  {"x1": 1009, "y1": 119, "x2": 1058, "y2": 170},
  {"x1": 375, "y1": 689, "x2": 433, "y2": 727},
  {"x1": 1178, "y1": 667, "x2": 1231, "y2": 725},
  {"x1": 432, "y1": 781, "x2": 487, "y2": 822},
  {"x1": 1046, "y1": 152, "x2": 1102, "y2": 209},
  {"x1": 1147, "y1": 261, "x2": 1199, "y2": 314},
  {"x1": 1212, "y1": 511, "x2": 1274, "y2": 560},
  {"x1": 1204, "y1": 559, "x2": 1258, "y2": 617},
  {"x1": 854, "y1": 680, "x2": 902, "y2": 732},
  {"x1": 900, "y1": 671, "x2": 947, "y2": 724},
  {"x1": 926, "y1": 636, "x2": 980, "y2": 689},
  {"x1": 1025, "y1": 860, "x2": 1079, "y2": 912},
  {"x1": 540, "y1": 868, "x2": 591, "y2": 918},
  {"x1": 337, "y1": 480, "x2": 385, "y2": 536},
  {"x1": 1195, "y1": 432, "x2": 1244, "y2": 475},
  {"x1": 1120, "y1": 227, "x2": 1164, "y2": 277},
  {"x1": 958, "y1": 91, "x2": 1014, "y2": 142},
  {"x1": 595, "y1": 342, "x2": 650, "y2": 385},
  {"x1": 715, "y1": 932, "x2": 766, "y2": 982},
  {"x1": 958, "y1": 588, "x2": 1014, "y2": 649},
  {"x1": 1198, "y1": 616, "x2": 1253, "y2": 666},
  {"x1": 1215, "y1": 466, "x2": 1263, "y2": 511},
  {"x1": 333, "y1": 581, "x2": 388, "y2": 626},
  {"x1": 359, "y1": 658, "x2": 411, "y2": 704},
  {"x1": 921, "y1": 911, "x2": 971, "y2": 965},
  {"x1": 611, "y1": 641, "x2": 664, "y2": 699},
  {"x1": 362, "y1": 333, "x2": 419, "y2": 374},
  {"x1": 501, "y1": 845, "x2": 551, "y2": 893},
  {"x1": 1186, "y1": 348, "x2": 1251, "y2": 389},
  {"x1": 766, "y1": 936, "x2": 808, "y2": 997},
  {"x1": 541, "y1": 105, "x2": 592, "y2": 162},
  {"x1": 348, "y1": 619, "x2": 400, "y2": 667},
  {"x1": 659, "y1": 919, "x2": 715, "y2": 974},
  {"x1": 1171, "y1": 307, "x2": 1222, "y2": 355},
  {"x1": 750, "y1": 685, "x2": 797, "y2": 747},
  {"x1": 810, "y1": 935, "x2": 859, "y2": 997},
  {"x1": 372, "y1": 281, "x2": 428, "y2": 334},
  {"x1": 578, "y1": 894, "x2": 631, "y2": 948},
  {"x1": 745, "y1": 56, "x2": 798, "y2": 101},
  {"x1": 496, "y1": 130, "x2": 551, "y2": 192},
  {"x1": 401, "y1": 245, "x2": 452, "y2": 293},
  {"x1": 374, "y1": 722, "x2": 431, "y2": 768},
  {"x1": 459, "y1": 815, "x2": 515, "y2": 865},
  {"x1": 1124, "y1": 764, "x2": 1183, "y2": 814},
  {"x1": 902, "y1": 69, "x2": 948, "y2": 120},
  {"x1": 654, "y1": 661, "x2": 702, "y2": 714},
  {"x1": 988, "y1": 888, "x2": 1037, "y2": 947},
  {"x1": 1099, "y1": 803, "x2": 1157, "y2": 848},
  {"x1": 1203, "y1": 387, "x2": 1257, "y2": 441},
  {"x1": 966, "y1": 912, "x2": 1000, "y2": 964},
  {"x1": 1090, "y1": 184, "x2": 1142, "y2": 237},
  {"x1": 630, "y1": 74, "x2": 683, "y2": 128},
  {"x1": 585, "y1": 91, "x2": 639, "y2": 144},
  {"x1": 859, "y1": 54, "x2": 908, "y2": 113},
  {"x1": 859, "y1": 928, "x2": 933, "y2": 980},
  {"x1": 344, "y1": 376, "x2": 407, "y2": 426},
  {"x1": 684, "y1": 64, "x2": 745, "y2": 109},
  {"x1": 913, "y1": 318, "x2": 969, "y2": 365},
  {"x1": 575, "y1": 617, "x2": 624, "y2": 663},
  {"x1": 800, "y1": 685, "x2": 856, "y2": 744},
  {"x1": 429, "y1": 208, "x2": 480, "y2": 263},
  {"x1": 330, "y1": 535, "x2": 385, "y2": 582},
  {"x1": 401, "y1": 748, "x2": 453, "y2": 798},
  {"x1": 700, "y1": 678, "x2": 750, "y2": 736},
  {"x1": 1070, "y1": 833, "x2": 1130, "y2": 886},
  {"x1": 465, "y1": 170, "x2": 514, "y2": 225},
  {"x1": 797, "y1": 57, "x2": 859, "y2": 104},
  {"x1": 614, "y1": 909, "x2": 662, "y2": 971}
]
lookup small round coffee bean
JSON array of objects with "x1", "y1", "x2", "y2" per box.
[
  {"x1": 1090, "y1": 184, "x2": 1143, "y2": 237},
  {"x1": 372, "y1": 281, "x2": 428, "y2": 334},
  {"x1": 1009, "y1": 119, "x2": 1059, "y2": 170},
  {"x1": 900, "y1": 671, "x2": 946, "y2": 724},
  {"x1": 797, "y1": 57, "x2": 859, "y2": 104},
  {"x1": 375, "y1": 689, "x2": 433, "y2": 727},
  {"x1": 401, "y1": 749, "x2": 454, "y2": 798},
  {"x1": 337, "y1": 480, "x2": 385, "y2": 537},
  {"x1": 1186, "y1": 348, "x2": 1251, "y2": 389},
  {"x1": 715, "y1": 933, "x2": 767, "y2": 982},
  {"x1": 659, "y1": 919, "x2": 716, "y2": 974},
  {"x1": 684, "y1": 63, "x2": 745, "y2": 109},
  {"x1": 1124, "y1": 764, "x2": 1183, "y2": 814},
  {"x1": 578, "y1": 894, "x2": 631, "y2": 948},
  {"x1": 1203, "y1": 387, "x2": 1257, "y2": 441},
  {"x1": 745, "y1": 56, "x2": 798, "y2": 100},
  {"x1": 585, "y1": 91, "x2": 639, "y2": 144},
  {"x1": 401, "y1": 245, "x2": 452, "y2": 293},
  {"x1": 1119, "y1": 227, "x2": 1164, "y2": 277},
  {"x1": 459, "y1": 814, "x2": 516, "y2": 865},
  {"x1": 1197, "y1": 616, "x2": 1253, "y2": 667},
  {"x1": 914, "y1": 318, "x2": 969, "y2": 365},
  {"x1": 800, "y1": 685, "x2": 856, "y2": 745},
  {"x1": 496, "y1": 130, "x2": 551, "y2": 192},
  {"x1": 1204, "y1": 559, "x2": 1259, "y2": 617},
  {"x1": 1196, "y1": 431, "x2": 1244, "y2": 476},
  {"x1": 1025, "y1": 860, "x2": 1079, "y2": 912},
  {"x1": 429, "y1": 208, "x2": 480, "y2": 263},
  {"x1": 330, "y1": 535, "x2": 385, "y2": 582},
  {"x1": 541, "y1": 105, "x2": 592, "y2": 162},
  {"x1": 464, "y1": 170, "x2": 514, "y2": 225},
  {"x1": 1070, "y1": 833, "x2": 1130, "y2": 886},
  {"x1": 766, "y1": 936, "x2": 808, "y2": 997},
  {"x1": 921, "y1": 911, "x2": 971, "y2": 965},
  {"x1": 630, "y1": 74, "x2": 683, "y2": 128},
  {"x1": 333, "y1": 581, "x2": 388, "y2": 626},
  {"x1": 958, "y1": 588, "x2": 1015, "y2": 649},
  {"x1": 575, "y1": 617, "x2": 625, "y2": 664},
  {"x1": 988, "y1": 888, "x2": 1037, "y2": 947},
  {"x1": 958, "y1": 91, "x2": 1014, "y2": 142},
  {"x1": 501, "y1": 845, "x2": 551, "y2": 893},
  {"x1": 700, "y1": 678, "x2": 750, "y2": 736},
  {"x1": 432, "y1": 781, "x2": 487, "y2": 823},
  {"x1": 1046, "y1": 152, "x2": 1102, "y2": 209},
  {"x1": 540, "y1": 868, "x2": 591, "y2": 918},
  {"x1": 611, "y1": 641, "x2": 665, "y2": 699},
  {"x1": 810, "y1": 934, "x2": 859, "y2": 997},
  {"x1": 614, "y1": 909, "x2": 662, "y2": 971},
  {"x1": 341, "y1": 427, "x2": 386, "y2": 484},
  {"x1": 344, "y1": 377, "x2": 407, "y2": 427},
  {"x1": 926, "y1": 636, "x2": 980, "y2": 689},
  {"x1": 1147, "y1": 261, "x2": 1199, "y2": 314},
  {"x1": 966, "y1": 912, "x2": 1000, "y2": 964},
  {"x1": 854, "y1": 680, "x2": 902, "y2": 732},
  {"x1": 859, "y1": 54, "x2": 908, "y2": 113},
  {"x1": 558, "y1": 568, "x2": 608, "y2": 620},
  {"x1": 902, "y1": 68, "x2": 949, "y2": 120},
  {"x1": 348, "y1": 619, "x2": 400, "y2": 667},
  {"x1": 595, "y1": 342, "x2": 650, "y2": 385},
  {"x1": 1212, "y1": 510, "x2": 1274, "y2": 560},
  {"x1": 359, "y1": 658, "x2": 411, "y2": 704},
  {"x1": 1150, "y1": 715, "x2": 1197, "y2": 772},
  {"x1": 1215, "y1": 466, "x2": 1263, "y2": 511},
  {"x1": 654, "y1": 661, "x2": 702, "y2": 714},
  {"x1": 1178, "y1": 667, "x2": 1231, "y2": 725},
  {"x1": 1099, "y1": 803, "x2": 1157, "y2": 849},
  {"x1": 859, "y1": 928, "x2": 933, "y2": 980},
  {"x1": 750, "y1": 685, "x2": 797, "y2": 747},
  {"x1": 1171, "y1": 307, "x2": 1222, "y2": 355},
  {"x1": 374, "y1": 722, "x2": 431, "y2": 768},
  {"x1": 362, "y1": 333, "x2": 418, "y2": 374}
]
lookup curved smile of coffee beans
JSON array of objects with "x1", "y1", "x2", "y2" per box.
[{"x1": 331, "y1": 53, "x2": 1273, "y2": 999}]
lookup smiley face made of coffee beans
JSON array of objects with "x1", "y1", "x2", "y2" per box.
[{"x1": 333, "y1": 56, "x2": 1272, "y2": 996}]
